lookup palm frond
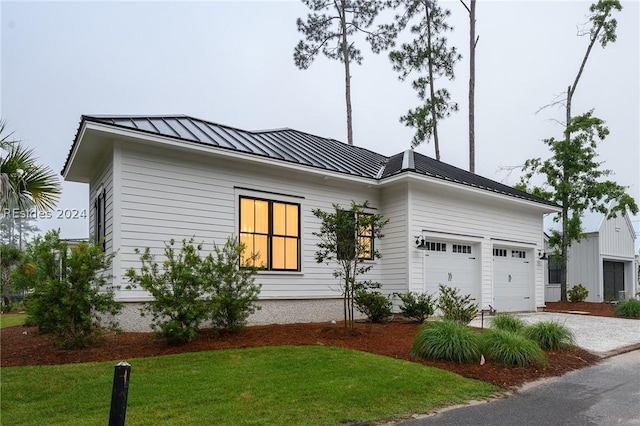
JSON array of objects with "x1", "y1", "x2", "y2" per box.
[{"x1": 0, "y1": 122, "x2": 61, "y2": 211}]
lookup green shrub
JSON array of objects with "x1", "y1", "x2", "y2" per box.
[
  {"x1": 411, "y1": 320, "x2": 481, "y2": 363},
  {"x1": 207, "y1": 237, "x2": 262, "y2": 333},
  {"x1": 127, "y1": 237, "x2": 260, "y2": 343},
  {"x1": 437, "y1": 284, "x2": 478, "y2": 324},
  {"x1": 615, "y1": 298, "x2": 640, "y2": 319},
  {"x1": 481, "y1": 329, "x2": 547, "y2": 367},
  {"x1": 354, "y1": 289, "x2": 392, "y2": 322},
  {"x1": 126, "y1": 238, "x2": 212, "y2": 344},
  {"x1": 524, "y1": 321, "x2": 575, "y2": 350},
  {"x1": 567, "y1": 284, "x2": 589, "y2": 302},
  {"x1": 398, "y1": 291, "x2": 435, "y2": 323},
  {"x1": 490, "y1": 313, "x2": 526, "y2": 334},
  {"x1": 22, "y1": 231, "x2": 121, "y2": 348}
]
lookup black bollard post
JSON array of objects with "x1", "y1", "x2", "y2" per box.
[{"x1": 109, "y1": 361, "x2": 131, "y2": 426}]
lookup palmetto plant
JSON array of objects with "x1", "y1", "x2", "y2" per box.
[{"x1": 1, "y1": 120, "x2": 61, "y2": 211}]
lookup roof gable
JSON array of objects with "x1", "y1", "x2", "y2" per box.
[{"x1": 63, "y1": 114, "x2": 558, "y2": 208}]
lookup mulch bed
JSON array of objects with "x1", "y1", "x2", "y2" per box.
[{"x1": 0, "y1": 301, "x2": 614, "y2": 389}]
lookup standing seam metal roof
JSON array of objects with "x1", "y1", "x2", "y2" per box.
[{"x1": 63, "y1": 114, "x2": 558, "y2": 207}]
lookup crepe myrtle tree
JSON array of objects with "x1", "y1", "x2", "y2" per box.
[{"x1": 312, "y1": 200, "x2": 389, "y2": 330}]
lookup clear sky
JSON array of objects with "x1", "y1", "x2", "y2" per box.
[{"x1": 2, "y1": 0, "x2": 638, "y2": 239}]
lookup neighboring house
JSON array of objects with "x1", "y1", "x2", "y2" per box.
[
  {"x1": 544, "y1": 210, "x2": 639, "y2": 302},
  {"x1": 62, "y1": 115, "x2": 560, "y2": 331}
]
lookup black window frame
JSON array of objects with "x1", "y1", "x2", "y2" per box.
[
  {"x1": 239, "y1": 196, "x2": 301, "y2": 272},
  {"x1": 336, "y1": 210, "x2": 374, "y2": 261},
  {"x1": 93, "y1": 188, "x2": 106, "y2": 252},
  {"x1": 548, "y1": 254, "x2": 561, "y2": 284}
]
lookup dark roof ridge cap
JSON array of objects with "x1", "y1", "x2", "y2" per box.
[{"x1": 401, "y1": 149, "x2": 415, "y2": 171}]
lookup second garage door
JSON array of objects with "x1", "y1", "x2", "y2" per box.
[
  {"x1": 493, "y1": 247, "x2": 532, "y2": 312},
  {"x1": 424, "y1": 240, "x2": 479, "y2": 303}
]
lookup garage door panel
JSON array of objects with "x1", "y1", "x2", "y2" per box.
[
  {"x1": 493, "y1": 248, "x2": 532, "y2": 312},
  {"x1": 423, "y1": 240, "x2": 478, "y2": 301}
]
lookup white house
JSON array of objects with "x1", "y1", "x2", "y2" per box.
[
  {"x1": 62, "y1": 115, "x2": 560, "y2": 331},
  {"x1": 545, "y1": 210, "x2": 639, "y2": 302}
]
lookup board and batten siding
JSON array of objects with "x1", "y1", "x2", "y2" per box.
[
  {"x1": 115, "y1": 144, "x2": 382, "y2": 301},
  {"x1": 599, "y1": 213, "x2": 636, "y2": 259},
  {"x1": 406, "y1": 180, "x2": 546, "y2": 310},
  {"x1": 567, "y1": 234, "x2": 601, "y2": 301}
]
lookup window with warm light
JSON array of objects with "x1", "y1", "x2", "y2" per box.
[
  {"x1": 337, "y1": 211, "x2": 374, "y2": 261},
  {"x1": 239, "y1": 196, "x2": 300, "y2": 271},
  {"x1": 357, "y1": 213, "x2": 374, "y2": 260}
]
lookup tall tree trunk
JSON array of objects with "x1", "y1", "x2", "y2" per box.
[
  {"x1": 339, "y1": 0, "x2": 354, "y2": 146},
  {"x1": 425, "y1": 4, "x2": 440, "y2": 161},
  {"x1": 468, "y1": 0, "x2": 476, "y2": 173},
  {"x1": 559, "y1": 7, "x2": 609, "y2": 300}
]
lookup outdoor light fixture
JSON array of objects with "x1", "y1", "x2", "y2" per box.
[
  {"x1": 536, "y1": 249, "x2": 548, "y2": 260},
  {"x1": 415, "y1": 236, "x2": 427, "y2": 250}
]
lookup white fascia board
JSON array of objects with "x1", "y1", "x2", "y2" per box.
[
  {"x1": 381, "y1": 172, "x2": 562, "y2": 214},
  {"x1": 62, "y1": 122, "x2": 89, "y2": 179},
  {"x1": 86, "y1": 122, "x2": 377, "y2": 186}
]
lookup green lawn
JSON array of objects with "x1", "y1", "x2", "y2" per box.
[
  {"x1": 1, "y1": 345, "x2": 501, "y2": 425},
  {"x1": 0, "y1": 313, "x2": 26, "y2": 329}
]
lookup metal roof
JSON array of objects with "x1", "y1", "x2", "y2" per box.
[{"x1": 63, "y1": 114, "x2": 558, "y2": 207}]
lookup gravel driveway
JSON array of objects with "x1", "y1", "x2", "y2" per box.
[{"x1": 469, "y1": 312, "x2": 640, "y2": 354}]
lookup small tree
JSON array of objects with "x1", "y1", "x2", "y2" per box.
[
  {"x1": 312, "y1": 200, "x2": 389, "y2": 330},
  {"x1": 22, "y1": 231, "x2": 121, "y2": 348},
  {"x1": 207, "y1": 236, "x2": 261, "y2": 333}
]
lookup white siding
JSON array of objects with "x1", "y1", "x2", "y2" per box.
[
  {"x1": 599, "y1": 213, "x2": 636, "y2": 259},
  {"x1": 88, "y1": 152, "x2": 115, "y2": 289},
  {"x1": 115, "y1": 144, "x2": 382, "y2": 301},
  {"x1": 406, "y1": 181, "x2": 546, "y2": 311},
  {"x1": 567, "y1": 233, "x2": 600, "y2": 302},
  {"x1": 379, "y1": 182, "x2": 409, "y2": 299}
]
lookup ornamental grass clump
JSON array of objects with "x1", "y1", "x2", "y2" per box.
[
  {"x1": 615, "y1": 298, "x2": 640, "y2": 319},
  {"x1": 490, "y1": 313, "x2": 526, "y2": 334},
  {"x1": 524, "y1": 321, "x2": 575, "y2": 350},
  {"x1": 481, "y1": 329, "x2": 547, "y2": 367},
  {"x1": 411, "y1": 320, "x2": 480, "y2": 363}
]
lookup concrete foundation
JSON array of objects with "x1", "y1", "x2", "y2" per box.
[{"x1": 111, "y1": 298, "x2": 349, "y2": 332}]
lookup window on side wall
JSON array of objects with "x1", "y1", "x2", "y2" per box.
[
  {"x1": 239, "y1": 196, "x2": 300, "y2": 271},
  {"x1": 94, "y1": 188, "x2": 106, "y2": 251},
  {"x1": 548, "y1": 254, "x2": 561, "y2": 284},
  {"x1": 337, "y1": 210, "x2": 374, "y2": 261}
]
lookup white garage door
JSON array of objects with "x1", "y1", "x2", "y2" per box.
[
  {"x1": 493, "y1": 247, "x2": 532, "y2": 312},
  {"x1": 423, "y1": 240, "x2": 478, "y2": 302}
]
